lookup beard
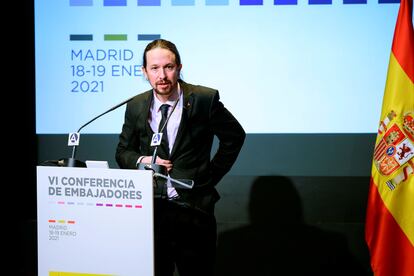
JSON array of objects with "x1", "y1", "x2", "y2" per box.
[{"x1": 154, "y1": 81, "x2": 177, "y2": 97}]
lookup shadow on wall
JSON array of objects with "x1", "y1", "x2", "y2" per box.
[{"x1": 214, "y1": 175, "x2": 371, "y2": 276}]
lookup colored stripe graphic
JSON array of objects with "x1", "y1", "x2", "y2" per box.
[
  {"x1": 138, "y1": 0, "x2": 161, "y2": 5},
  {"x1": 68, "y1": 0, "x2": 402, "y2": 6},
  {"x1": 104, "y1": 0, "x2": 127, "y2": 6},
  {"x1": 49, "y1": 272, "x2": 114, "y2": 276},
  {"x1": 138, "y1": 34, "x2": 161, "y2": 40},
  {"x1": 240, "y1": 0, "x2": 263, "y2": 5},
  {"x1": 379, "y1": 0, "x2": 401, "y2": 3},
  {"x1": 274, "y1": 0, "x2": 297, "y2": 4},
  {"x1": 70, "y1": 0, "x2": 93, "y2": 6},
  {"x1": 48, "y1": 220, "x2": 76, "y2": 224},
  {"x1": 172, "y1": 0, "x2": 195, "y2": 5},
  {"x1": 309, "y1": 0, "x2": 332, "y2": 4},
  {"x1": 70, "y1": 34, "x2": 93, "y2": 41},
  {"x1": 50, "y1": 200, "x2": 142, "y2": 208},
  {"x1": 206, "y1": 0, "x2": 229, "y2": 5},
  {"x1": 343, "y1": 0, "x2": 367, "y2": 4},
  {"x1": 104, "y1": 34, "x2": 127, "y2": 41},
  {"x1": 365, "y1": 1, "x2": 414, "y2": 276}
]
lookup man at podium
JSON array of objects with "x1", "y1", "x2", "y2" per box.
[{"x1": 115, "y1": 39, "x2": 245, "y2": 276}]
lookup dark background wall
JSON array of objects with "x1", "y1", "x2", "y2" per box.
[
  {"x1": 16, "y1": 1, "x2": 374, "y2": 275},
  {"x1": 35, "y1": 134, "x2": 375, "y2": 276}
]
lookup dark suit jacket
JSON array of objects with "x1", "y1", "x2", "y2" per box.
[{"x1": 116, "y1": 80, "x2": 245, "y2": 213}]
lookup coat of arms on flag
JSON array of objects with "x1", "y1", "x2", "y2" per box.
[{"x1": 373, "y1": 111, "x2": 414, "y2": 189}]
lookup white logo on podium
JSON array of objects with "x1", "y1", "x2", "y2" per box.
[
  {"x1": 151, "y1": 133, "x2": 163, "y2": 146},
  {"x1": 68, "y1": 132, "x2": 80, "y2": 146}
]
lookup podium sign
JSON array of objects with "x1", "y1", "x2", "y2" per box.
[{"x1": 37, "y1": 166, "x2": 154, "y2": 276}]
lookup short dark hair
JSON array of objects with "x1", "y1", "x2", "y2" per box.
[{"x1": 142, "y1": 39, "x2": 182, "y2": 68}]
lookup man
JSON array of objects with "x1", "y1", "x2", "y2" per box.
[{"x1": 115, "y1": 39, "x2": 245, "y2": 276}]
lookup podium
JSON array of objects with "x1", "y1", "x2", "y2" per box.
[{"x1": 37, "y1": 166, "x2": 154, "y2": 276}]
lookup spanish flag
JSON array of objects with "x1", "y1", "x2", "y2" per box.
[{"x1": 365, "y1": 0, "x2": 414, "y2": 276}]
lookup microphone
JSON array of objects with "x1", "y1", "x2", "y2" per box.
[
  {"x1": 60, "y1": 95, "x2": 136, "y2": 167},
  {"x1": 135, "y1": 93, "x2": 194, "y2": 198},
  {"x1": 136, "y1": 132, "x2": 167, "y2": 175},
  {"x1": 137, "y1": 96, "x2": 180, "y2": 175}
]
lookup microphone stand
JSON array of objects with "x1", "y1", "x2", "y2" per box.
[
  {"x1": 137, "y1": 161, "x2": 194, "y2": 199},
  {"x1": 61, "y1": 95, "x2": 135, "y2": 167},
  {"x1": 153, "y1": 173, "x2": 194, "y2": 189},
  {"x1": 136, "y1": 92, "x2": 194, "y2": 198},
  {"x1": 136, "y1": 95, "x2": 183, "y2": 194}
]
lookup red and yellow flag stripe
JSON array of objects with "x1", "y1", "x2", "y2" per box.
[{"x1": 365, "y1": 1, "x2": 414, "y2": 276}]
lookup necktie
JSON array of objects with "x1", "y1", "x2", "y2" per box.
[{"x1": 159, "y1": 104, "x2": 170, "y2": 155}]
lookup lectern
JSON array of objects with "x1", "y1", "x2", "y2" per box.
[{"x1": 37, "y1": 166, "x2": 154, "y2": 276}]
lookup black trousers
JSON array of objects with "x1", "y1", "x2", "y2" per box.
[{"x1": 154, "y1": 199, "x2": 217, "y2": 276}]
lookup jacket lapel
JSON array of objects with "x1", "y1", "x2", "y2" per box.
[
  {"x1": 170, "y1": 81, "x2": 193, "y2": 159},
  {"x1": 143, "y1": 91, "x2": 154, "y2": 138}
]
